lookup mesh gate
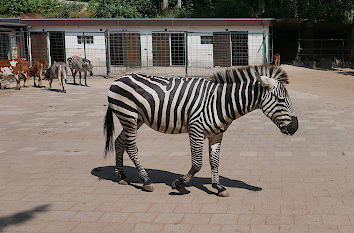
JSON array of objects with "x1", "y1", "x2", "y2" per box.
[
  {"x1": 49, "y1": 32, "x2": 66, "y2": 63},
  {"x1": 0, "y1": 31, "x2": 28, "y2": 60},
  {"x1": 107, "y1": 32, "x2": 141, "y2": 75}
]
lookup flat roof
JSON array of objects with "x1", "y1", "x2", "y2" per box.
[{"x1": 17, "y1": 18, "x2": 274, "y2": 27}]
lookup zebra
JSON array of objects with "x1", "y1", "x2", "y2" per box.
[
  {"x1": 66, "y1": 56, "x2": 93, "y2": 86},
  {"x1": 103, "y1": 65, "x2": 298, "y2": 196}
]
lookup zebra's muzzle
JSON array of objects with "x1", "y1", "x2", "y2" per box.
[{"x1": 280, "y1": 116, "x2": 298, "y2": 136}]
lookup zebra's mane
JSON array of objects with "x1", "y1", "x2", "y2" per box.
[{"x1": 210, "y1": 65, "x2": 289, "y2": 85}]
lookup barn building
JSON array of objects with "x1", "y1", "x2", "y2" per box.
[{"x1": 1, "y1": 18, "x2": 274, "y2": 77}]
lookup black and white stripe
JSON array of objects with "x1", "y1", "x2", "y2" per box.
[{"x1": 104, "y1": 64, "x2": 298, "y2": 196}]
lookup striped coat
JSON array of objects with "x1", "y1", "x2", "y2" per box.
[{"x1": 104, "y1": 65, "x2": 298, "y2": 196}]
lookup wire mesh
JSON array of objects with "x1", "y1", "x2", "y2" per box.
[
  {"x1": 49, "y1": 32, "x2": 66, "y2": 63},
  {"x1": 65, "y1": 32, "x2": 107, "y2": 76},
  {"x1": 30, "y1": 32, "x2": 48, "y2": 64},
  {"x1": 108, "y1": 32, "x2": 141, "y2": 76},
  {"x1": 24, "y1": 30, "x2": 269, "y2": 78},
  {"x1": 297, "y1": 39, "x2": 346, "y2": 61},
  {"x1": 0, "y1": 31, "x2": 28, "y2": 60},
  {"x1": 231, "y1": 32, "x2": 248, "y2": 66}
]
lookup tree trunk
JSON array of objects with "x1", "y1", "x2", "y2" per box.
[
  {"x1": 162, "y1": 0, "x2": 168, "y2": 9},
  {"x1": 177, "y1": 0, "x2": 181, "y2": 8}
]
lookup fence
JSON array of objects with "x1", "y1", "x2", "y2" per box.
[
  {"x1": 296, "y1": 39, "x2": 349, "y2": 62},
  {"x1": 0, "y1": 31, "x2": 28, "y2": 60},
  {"x1": 2, "y1": 30, "x2": 270, "y2": 77},
  {"x1": 106, "y1": 31, "x2": 270, "y2": 77}
]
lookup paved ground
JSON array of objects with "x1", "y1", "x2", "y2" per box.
[{"x1": 0, "y1": 65, "x2": 354, "y2": 233}]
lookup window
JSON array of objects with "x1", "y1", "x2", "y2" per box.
[
  {"x1": 77, "y1": 36, "x2": 94, "y2": 44},
  {"x1": 201, "y1": 36, "x2": 213, "y2": 44}
]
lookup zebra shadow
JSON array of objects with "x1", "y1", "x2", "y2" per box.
[{"x1": 91, "y1": 166, "x2": 262, "y2": 196}]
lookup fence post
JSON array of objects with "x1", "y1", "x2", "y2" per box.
[
  {"x1": 105, "y1": 30, "x2": 111, "y2": 77},
  {"x1": 83, "y1": 32, "x2": 86, "y2": 59},
  {"x1": 19, "y1": 29, "x2": 25, "y2": 58},
  {"x1": 28, "y1": 31, "x2": 32, "y2": 65},
  {"x1": 185, "y1": 31, "x2": 188, "y2": 77},
  {"x1": 263, "y1": 30, "x2": 267, "y2": 64}
]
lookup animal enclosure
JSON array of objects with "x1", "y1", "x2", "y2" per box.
[{"x1": 2, "y1": 30, "x2": 270, "y2": 78}]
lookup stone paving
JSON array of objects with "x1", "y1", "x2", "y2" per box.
[{"x1": 0, "y1": 66, "x2": 354, "y2": 233}]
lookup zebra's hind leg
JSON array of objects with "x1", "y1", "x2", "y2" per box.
[
  {"x1": 120, "y1": 119, "x2": 153, "y2": 192},
  {"x1": 115, "y1": 131, "x2": 128, "y2": 185},
  {"x1": 172, "y1": 127, "x2": 204, "y2": 190},
  {"x1": 208, "y1": 134, "x2": 229, "y2": 197}
]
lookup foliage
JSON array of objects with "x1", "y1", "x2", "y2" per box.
[
  {"x1": 89, "y1": 0, "x2": 141, "y2": 18},
  {"x1": 0, "y1": 0, "x2": 353, "y2": 24},
  {"x1": 0, "y1": 0, "x2": 83, "y2": 18}
]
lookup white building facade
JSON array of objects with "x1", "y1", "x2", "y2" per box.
[{"x1": 21, "y1": 18, "x2": 274, "y2": 77}]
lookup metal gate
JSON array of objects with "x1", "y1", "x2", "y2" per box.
[
  {"x1": 49, "y1": 31, "x2": 66, "y2": 63},
  {"x1": 0, "y1": 31, "x2": 28, "y2": 60}
]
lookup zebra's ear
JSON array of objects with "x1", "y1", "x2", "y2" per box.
[{"x1": 255, "y1": 74, "x2": 277, "y2": 89}]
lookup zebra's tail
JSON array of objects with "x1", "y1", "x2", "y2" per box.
[{"x1": 104, "y1": 106, "x2": 115, "y2": 157}]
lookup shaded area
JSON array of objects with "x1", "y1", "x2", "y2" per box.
[
  {"x1": 336, "y1": 70, "x2": 354, "y2": 76},
  {"x1": 0, "y1": 204, "x2": 50, "y2": 232},
  {"x1": 91, "y1": 166, "x2": 262, "y2": 196}
]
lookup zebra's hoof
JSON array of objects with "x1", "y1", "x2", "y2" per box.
[
  {"x1": 118, "y1": 179, "x2": 129, "y2": 185},
  {"x1": 143, "y1": 184, "x2": 154, "y2": 192},
  {"x1": 171, "y1": 179, "x2": 183, "y2": 190},
  {"x1": 217, "y1": 190, "x2": 230, "y2": 197}
]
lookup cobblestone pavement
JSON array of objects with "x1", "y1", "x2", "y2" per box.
[{"x1": 0, "y1": 65, "x2": 354, "y2": 233}]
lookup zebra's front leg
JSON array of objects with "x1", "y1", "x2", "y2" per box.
[
  {"x1": 172, "y1": 130, "x2": 204, "y2": 190},
  {"x1": 123, "y1": 125, "x2": 153, "y2": 192},
  {"x1": 208, "y1": 134, "x2": 229, "y2": 197},
  {"x1": 79, "y1": 72, "x2": 82, "y2": 86}
]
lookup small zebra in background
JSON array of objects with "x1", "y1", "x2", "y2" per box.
[
  {"x1": 67, "y1": 56, "x2": 93, "y2": 86},
  {"x1": 104, "y1": 65, "x2": 298, "y2": 196},
  {"x1": 44, "y1": 62, "x2": 68, "y2": 93}
]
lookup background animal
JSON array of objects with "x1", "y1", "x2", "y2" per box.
[
  {"x1": 44, "y1": 62, "x2": 68, "y2": 93},
  {"x1": 274, "y1": 53, "x2": 281, "y2": 66},
  {"x1": 0, "y1": 59, "x2": 30, "y2": 90},
  {"x1": 67, "y1": 56, "x2": 93, "y2": 86},
  {"x1": 29, "y1": 60, "x2": 48, "y2": 87},
  {"x1": 104, "y1": 65, "x2": 298, "y2": 196}
]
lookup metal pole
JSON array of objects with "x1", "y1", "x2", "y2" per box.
[
  {"x1": 105, "y1": 30, "x2": 111, "y2": 77},
  {"x1": 28, "y1": 31, "x2": 32, "y2": 65},
  {"x1": 185, "y1": 31, "x2": 188, "y2": 77},
  {"x1": 83, "y1": 32, "x2": 86, "y2": 59}
]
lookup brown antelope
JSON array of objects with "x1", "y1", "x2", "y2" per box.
[{"x1": 274, "y1": 53, "x2": 281, "y2": 66}]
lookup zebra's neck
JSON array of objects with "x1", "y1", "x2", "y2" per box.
[{"x1": 202, "y1": 80, "x2": 263, "y2": 135}]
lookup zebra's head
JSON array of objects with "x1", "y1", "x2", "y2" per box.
[
  {"x1": 256, "y1": 74, "x2": 298, "y2": 136},
  {"x1": 83, "y1": 59, "x2": 93, "y2": 76}
]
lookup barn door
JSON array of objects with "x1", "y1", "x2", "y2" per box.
[
  {"x1": 213, "y1": 33, "x2": 231, "y2": 67},
  {"x1": 49, "y1": 31, "x2": 65, "y2": 63},
  {"x1": 123, "y1": 33, "x2": 141, "y2": 67},
  {"x1": 30, "y1": 32, "x2": 48, "y2": 64},
  {"x1": 152, "y1": 33, "x2": 170, "y2": 66}
]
